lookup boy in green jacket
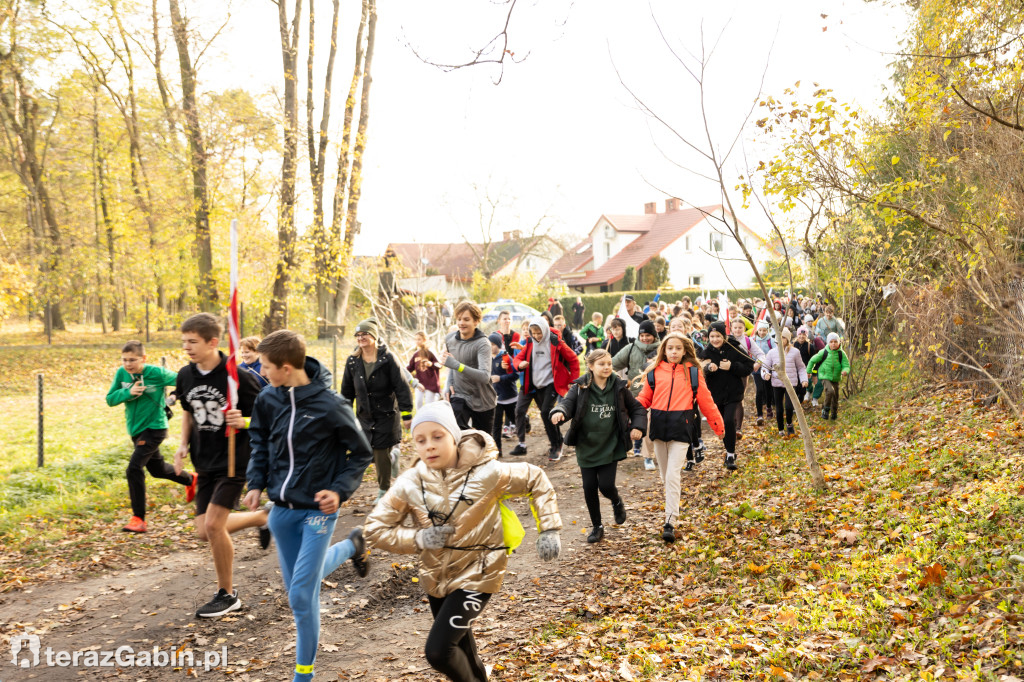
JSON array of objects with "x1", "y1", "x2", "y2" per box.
[
  {"x1": 579, "y1": 312, "x2": 605, "y2": 353},
  {"x1": 106, "y1": 340, "x2": 197, "y2": 533},
  {"x1": 806, "y1": 333, "x2": 851, "y2": 421}
]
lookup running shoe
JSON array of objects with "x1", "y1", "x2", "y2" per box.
[
  {"x1": 548, "y1": 448, "x2": 562, "y2": 462},
  {"x1": 185, "y1": 472, "x2": 198, "y2": 503},
  {"x1": 122, "y1": 516, "x2": 147, "y2": 533},
  {"x1": 662, "y1": 523, "x2": 676, "y2": 543},
  {"x1": 612, "y1": 500, "x2": 627, "y2": 525},
  {"x1": 510, "y1": 444, "x2": 528, "y2": 456},
  {"x1": 348, "y1": 528, "x2": 369, "y2": 578},
  {"x1": 643, "y1": 457, "x2": 657, "y2": 471},
  {"x1": 258, "y1": 501, "x2": 274, "y2": 550},
  {"x1": 724, "y1": 453, "x2": 738, "y2": 471},
  {"x1": 196, "y1": 588, "x2": 241, "y2": 618}
]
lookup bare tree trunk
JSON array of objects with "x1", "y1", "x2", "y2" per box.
[
  {"x1": 0, "y1": 61, "x2": 66, "y2": 330},
  {"x1": 310, "y1": 0, "x2": 342, "y2": 328},
  {"x1": 264, "y1": 0, "x2": 303, "y2": 333},
  {"x1": 167, "y1": 0, "x2": 216, "y2": 309},
  {"x1": 333, "y1": 0, "x2": 377, "y2": 326},
  {"x1": 151, "y1": 0, "x2": 178, "y2": 136},
  {"x1": 91, "y1": 86, "x2": 120, "y2": 331}
]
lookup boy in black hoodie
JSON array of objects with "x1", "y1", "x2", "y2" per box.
[
  {"x1": 244, "y1": 330, "x2": 373, "y2": 682},
  {"x1": 173, "y1": 313, "x2": 269, "y2": 619}
]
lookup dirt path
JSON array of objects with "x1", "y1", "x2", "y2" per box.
[{"x1": 0, "y1": 411, "x2": 738, "y2": 681}]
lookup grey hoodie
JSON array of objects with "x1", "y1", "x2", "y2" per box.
[
  {"x1": 527, "y1": 316, "x2": 554, "y2": 388},
  {"x1": 443, "y1": 328, "x2": 497, "y2": 412}
]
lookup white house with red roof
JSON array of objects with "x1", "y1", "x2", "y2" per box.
[{"x1": 544, "y1": 199, "x2": 771, "y2": 293}]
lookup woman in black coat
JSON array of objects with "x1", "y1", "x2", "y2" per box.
[
  {"x1": 698, "y1": 321, "x2": 753, "y2": 462},
  {"x1": 340, "y1": 318, "x2": 413, "y2": 496}
]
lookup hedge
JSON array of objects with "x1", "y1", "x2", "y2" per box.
[{"x1": 554, "y1": 287, "x2": 811, "y2": 321}]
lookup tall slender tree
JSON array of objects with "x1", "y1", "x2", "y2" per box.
[{"x1": 167, "y1": 0, "x2": 216, "y2": 308}]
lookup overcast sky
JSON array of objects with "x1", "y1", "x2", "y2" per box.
[{"x1": 204, "y1": 0, "x2": 910, "y2": 256}]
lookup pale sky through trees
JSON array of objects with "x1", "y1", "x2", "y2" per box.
[{"x1": 203, "y1": 0, "x2": 909, "y2": 256}]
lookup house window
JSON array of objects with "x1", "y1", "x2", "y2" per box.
[
  {"x1": 709, "y1": 233, "x2": 724, "y2": 252},
  {"x1": 684, "y1": 235, "x2": 692, "y2": 252},
  {"x1": 604, "y1": 224, "x2": 615, "y2": 239},
  {"x1": 604, "y1": 242, "x2": 611, "y2": 259},
  {"x1": 689, "y1": 275, "x2": 702, "y2": 287}
]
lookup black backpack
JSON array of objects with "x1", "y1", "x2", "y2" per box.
[{"x1": 645, "y1": 364, "x2": 701, "y2": 443}]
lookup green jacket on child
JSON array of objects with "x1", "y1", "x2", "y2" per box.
[
  {"x1": 807, "y1": 347, "x2": 851, "y2": 383},
  {"x1": 106, "y1": 365, "x2": 178, "y2": 437}
]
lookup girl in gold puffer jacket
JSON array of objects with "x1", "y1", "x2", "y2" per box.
[{"x1": 364, "y1": 401, "x2": 561, "y2": 682}]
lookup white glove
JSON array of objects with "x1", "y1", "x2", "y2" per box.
[
  {"x1": 536, "y1": 530, "x2": 561, "y2": 562},
  {"x1": 415, "y1": 525, "x2": 455, "y2": 550}
]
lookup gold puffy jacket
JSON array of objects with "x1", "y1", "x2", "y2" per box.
[{"x1": 363, "y1": 430, "x2": 561, "y2": 598}]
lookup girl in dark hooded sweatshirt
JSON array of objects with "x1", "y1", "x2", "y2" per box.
[
  {"x1": 550, "y1": 349, "x2": 646, "y2": 543},
  {"x1": 699, "y1": 321, "x2": 754, "y2": 470}
]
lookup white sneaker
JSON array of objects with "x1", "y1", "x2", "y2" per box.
[
  {"x1": 643, "y1": 457, "x2": 657, "y2": 471},
  {"x1": 390, "y1": 447, "x2": 401, "y2": 478},
  {"x1": 812, "y1": 398, "x2": 819, "y2": 407},
  {"x1": 802, "y1": 392, "x2": 811, "y2": 403}
]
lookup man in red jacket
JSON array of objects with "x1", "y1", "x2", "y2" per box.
[{"x1": 509, "y1": 317, "x2": 580, "y2": 461}]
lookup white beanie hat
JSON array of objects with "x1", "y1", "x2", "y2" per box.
[
  {"x1": 411, "y1": 401, "x2": 462, "y2": 444},
  {"x1": 757, "y1": 320, "x2": 770, "y2": 330},
  {"x1": 827, "y1": 332, "x2": 841, "y2": 344}
]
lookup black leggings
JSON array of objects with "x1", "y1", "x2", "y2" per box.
[
  {"x1": 451, "y1": 397, "x2": 494, "y2": 434},
  {"x1": 491, "y1": 402, "x2": 516, "y2": 454},
  {"x1": 425, "y1": 590, "x2": 492, "y2": 682},
  {"x1": 773, "y1": 387, "x2": 795, "y2": 430},
  {"x1": 754, "y1": 374, "x2": 771, "y2": 416},
  {"x1": 126, "y1": 428, "x2": 192, "y2": 519},
  {"x1": 580, "y1": 461, "x2": 621, "y2": 527},
  {"x1": 718, "y1": 400, "x2": 740, "y2": 454}
]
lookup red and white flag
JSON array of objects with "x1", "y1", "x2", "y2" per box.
[
  {"x1": 718, "y1": 292, "x2": 731, "y2": 327},
  {"x1": 225, "y1": 219, "x2": 240, "y2": 430}
]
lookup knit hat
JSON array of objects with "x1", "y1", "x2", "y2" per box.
[
  {"x1": 411, "y1": 401, "x2": 461, "y2": 444},
  {"x1": 757, "y1": 320, "x2": 770, "y2": 331},
  {"x1": 804, "y1": 314, "x2": 814, "y2": 323},
  {"x1": 487, "y1": 332, "x2": 504, "y2": 348},
  {"x1": 827, "y1": 332, "x2": 841, "y2": 344},
  {"x1": 797, "y1": 325, "x2": 810, "y2": 337},
  {"x1": 354, "y1": 318, "x2": 378, "y2": 340},
  {"x1": 638, "y1": 320, "x2": 657, "y2": 337},
  {"x1": 709, "y1": 321, "x2": 727, "y2": 338}
]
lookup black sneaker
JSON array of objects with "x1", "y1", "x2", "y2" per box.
[
  {"x1": 196, "y1": 588, "x2": 241, "y2": 618},
  {"x1": 821, "y1": 408, "x2": 830, "y2": 420},
  {"x1": 693, "y1": 439, "x2": 705, "y2": 464},
  {"x1": 510, "y1": 444, "x2": 528, "y2": 456},
  {"x1": 662, "y1": 523, "x2": 676, "y2": 544},
  {"x1": 348, "y1": 528, "x2": 369, "y2": 578},
  {"x1": 786, "y1": 424, "x2": 795, "y2": 436},
  {"x1": 548, "y1": 448, "x2": 562, "y2": 462},
  {"x1": 724, "y1": 454, "x2": 738, "y2": 471},
  {"x1": 612, "y1": 500, "x2": 627, "y2": 525},
  {"x1": 587, "y1": 526, "x2": 604, "y2": 543},
  {"x1": 258, "y1": 501, "x2": 273, "y2": 550},
  {"x1": 756, "y1": 416, "x2": 764, "y2": 426},
  {"x1": 830, "y1": 409, "x2": 838, "y2": 420},
  {"x1": 684, "y1": 459, "x2": 695, "y2": 472}
]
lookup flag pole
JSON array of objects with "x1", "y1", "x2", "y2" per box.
[{"x1": 227, "y1": 219, "x2": 240, "y2": 477}]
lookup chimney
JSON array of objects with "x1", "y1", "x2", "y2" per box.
[
  {"x1": 502, "y1": 231, "x2": 512, "y2": 241},
  {"x1": 644, "y1": 202, "x2": 657, "y2": 215},
  {"x1": 665, "y1": 197, "x2": 681, "y2": 212}
]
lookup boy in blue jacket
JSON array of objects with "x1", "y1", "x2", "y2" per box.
[
  {"x1": 489, "y1": 332, "x2": 518, "y2": 458},
  {"x1": 243, "y1": 330, "x2": 373, "y2": 682}
]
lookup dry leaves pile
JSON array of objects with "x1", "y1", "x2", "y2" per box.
[{"x1": 485, "y1": 379, "x2": 1024, "y2": 680}]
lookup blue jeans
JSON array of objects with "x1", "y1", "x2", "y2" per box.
[{"x1": 268, "y1": 506, "x2": 348, "y2": 681}]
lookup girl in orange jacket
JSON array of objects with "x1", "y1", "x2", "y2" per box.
[{"x1": 636, "y1": 333, "x2": 725, "y2": 543}]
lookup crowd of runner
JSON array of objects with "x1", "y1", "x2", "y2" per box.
[{"x1": 106, "y1": 292, "x2": 850, "y2": 682}]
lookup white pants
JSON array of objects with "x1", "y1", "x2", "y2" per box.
[
  {"x1": 652, "y1": 439, "x2": 688, "y2": 525},
  {"x1": 416, "y1": 387, "x2": 439, "y2": 410}
]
